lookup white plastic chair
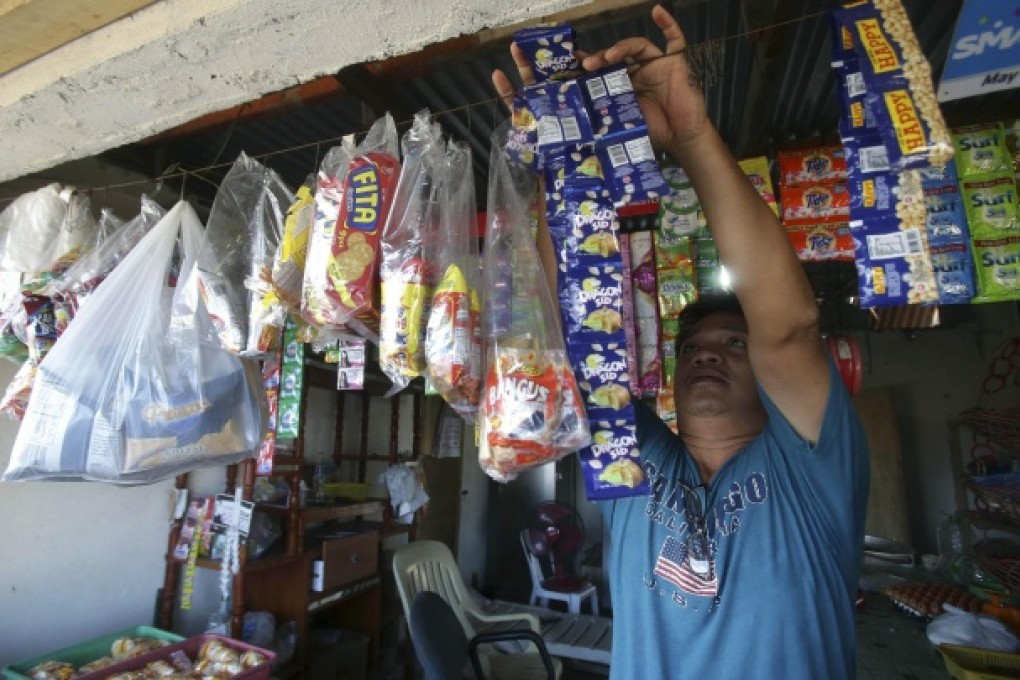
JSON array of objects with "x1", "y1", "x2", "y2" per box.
[
  {"x1": 393, "y1": 539, "x2": 563, "y2": 679},
  {"x1": 520, "y1": 530, "x2": 599, "y2": 615}
]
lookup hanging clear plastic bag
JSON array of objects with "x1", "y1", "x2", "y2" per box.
[
  {"x1": 424, "y1": 140, "x2": 482, "y2": 420},
  {"x1": 172, "y1": 152, "x2": 293, "y2": 357},
  {"x1": 2, "y1": 201, "x2": 266, "y2": 484},
  {"x1": 47, "y1": 195, "x2": 166, "y2": 332},
  {"x1": 300, "y1": 114, "x2": 400, "y2": 342},
  {"x1": 0, "y1": 185, "x2": 99, "y2": 276},
  {"x1": 379, "y1": 110, "x2": 446, "y2": 393},
  {"x1": 478, "y1": 124, "x2": 591, "y2": 483},
  {"x1": 260, "y1": 178, "x2": 315, "y2": 319}
]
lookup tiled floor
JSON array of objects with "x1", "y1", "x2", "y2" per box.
[{"x1": 558, "y1": 593, "x2": 951, "y2": 679}]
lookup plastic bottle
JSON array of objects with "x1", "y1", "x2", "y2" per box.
[
  {"x1": 313, "y1": 454, "x2": 327, "y2": 504},
  {"x1": 937, "y1": 512, "x2": 971, "y2": 578}
]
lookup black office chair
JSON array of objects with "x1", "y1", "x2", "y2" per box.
[{"x1": 408, "y1": 591, "x2": 560, "y2": 680}]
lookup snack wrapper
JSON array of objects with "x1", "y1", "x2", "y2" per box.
[
  {"x1": 832, "y1": 0, "x2": 953, "y2": 169},
  {"x1": 595, "y1": 129, "x2": 669, "y2": 206},
  {"x1": 738, "y1": 156, "x2": 779, "y2": 216},
  {"x1": 513, "y1": 24, "x2": 583, "y2": 83},
  {"x1": 549, "y1": 188, "x2": 620, "y2": 266},
  {"x1": 658, "y1": 165, "x2": 705, "y2": 237},
  {"x1": 559, "y1": 264, "x2": 627, "y2": 340},
  {"x1": 580, "y1": 418, "x2": 645, "y2": 499},
  {"x1": 580, "y1": 65, "x2": 646, "y2": 138},
  {"x1": 525, "y1": 80, "x2": 595, "y2": 153},
  {"x1": 617, "y1": 234, "x2": 641, "y2": 398},
  {"x1": 506, "y1": 93, "x2": 541, "y2": 171},
  {"x1": 847, "y1": 168, "x2": 926, "y2": 228},
  {"x1": 850, "y1": 218, "x2": 938, "y2": 307},
  {"x1": 629, "y1": 232, "x2": 661, "y2": 397}
]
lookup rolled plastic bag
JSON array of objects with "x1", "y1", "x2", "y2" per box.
[
  {"x1": 2, "y1": 201, "x2": 266, "y2": 483},
  {"x1": 927, "y1": 603, "x2": 1020, "y2": 653},
  {"x1": 478, "y1": 124, "x2": 590, "y2": 483}
]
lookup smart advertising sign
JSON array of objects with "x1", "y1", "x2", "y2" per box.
[{"x1": 938, "y1": 0, "x2": 1020, "y2": 102}]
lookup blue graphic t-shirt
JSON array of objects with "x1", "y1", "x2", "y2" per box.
[{"x1": 602, "y1": 360, "x2": 869, "y2": 679}]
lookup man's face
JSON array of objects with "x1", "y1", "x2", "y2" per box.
[{"x1": 673, "y1": 311, "x2": 765, "y2": 421}]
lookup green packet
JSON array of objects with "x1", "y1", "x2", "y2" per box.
[
  {"x1": 952, "y1": 122, "x2": 1013, "y2": 180},
  {"x1": 970, "y1": 235, "x2": 1020, "y2": 303},
  {"x1": 962, "y1": 174, "x2": 1019, "y2": 238}
]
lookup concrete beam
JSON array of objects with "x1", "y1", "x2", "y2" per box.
[{"x1": 0, "y1": 0, "x2": 589, "y2": 183}]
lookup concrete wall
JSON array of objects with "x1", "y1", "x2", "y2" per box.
[{"x1": 0, "y1": 0, "x2": 588, "y2": 184}]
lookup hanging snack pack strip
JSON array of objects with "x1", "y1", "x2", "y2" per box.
[
  {"x1": 831, "y1": 0, "x2": 953, "y2": 171},
  {"x1": 277, "y1": 322, "x2": 304, "y2": 439},
  {"x1": 256, "y1": 343, "x2": 282, "y2": 476},
  {"x1": 628, "y1": 231, "x2": 661, "y2": 398},
  {"x1": 263, "y1": 182, "x2": 314, "y2": 318},
  {"x1": 617, "y1": 233, "x2": 642, "y2": 398}
]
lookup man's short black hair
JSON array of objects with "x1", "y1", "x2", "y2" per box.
[{"x1": 676, "y1": 294, "x2": 745, "y2": 350}]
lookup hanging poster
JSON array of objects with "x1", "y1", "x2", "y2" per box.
[{"x1": 938, "y1": 0, "x2": 1020, "y2": 102}]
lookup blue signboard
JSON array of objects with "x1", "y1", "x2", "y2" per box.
[{"x1": 938, "y1": 0, "x2": 1020, "y2": 102}]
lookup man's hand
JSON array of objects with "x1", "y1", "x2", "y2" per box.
[{"x1": 581, "y1": 5, "x2": 710, "y2": 157}]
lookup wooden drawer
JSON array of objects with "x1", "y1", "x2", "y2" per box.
[{"x1": 319, "y1": 531, "x2": 378, "y2": 591}]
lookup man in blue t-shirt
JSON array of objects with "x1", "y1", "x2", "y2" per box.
[{"x1": 494, "y1": 5, "x2": 870, "y2": 678}]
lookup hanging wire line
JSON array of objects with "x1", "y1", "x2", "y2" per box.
[{"x1": 0, "y1": 7, "x2": 830, "y2": 205}]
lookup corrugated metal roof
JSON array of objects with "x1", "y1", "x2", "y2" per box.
[{"x1": 109, "y1": 0, "x2": 1017, "y2": 208}]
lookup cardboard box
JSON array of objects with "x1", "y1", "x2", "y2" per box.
[{"x1": 315, "y1": 530, "x2": 378, "y2": 592}]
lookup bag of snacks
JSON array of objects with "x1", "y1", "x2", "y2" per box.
[
  {"x1": 2, "y1": 201, "x2": 266, "y2": 483},
  {"x1": 172, "y1": 153, "x2": 293, "y2": 358},
  {"x1": 379, "y1": 111, "x2": 445, "y2": 393},
  {"x1": 301, "y1": 114, "x2": 400, "y2": 341},
  {"x1": 478, "y1": 124, "x2": 590, "y2": 483},
  {"x1": 424, "y1": 140, "x2": 482, "y2": 420}
]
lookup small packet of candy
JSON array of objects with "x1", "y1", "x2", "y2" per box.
[
  {"x1": 595, "y1": 128, "x2": 669, "y2": 206},
  {"x1": 513, "y1": 24, "x2": 584, "y2": 83},
  {"x1": 580, "y1": 65, "x2": 646, "y2": 138},
  {"x1": 524, "y1": 80, "x2": 595, "y2": 154}
]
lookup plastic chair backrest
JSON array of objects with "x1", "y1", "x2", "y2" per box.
[
  {"x1": 410, "y1": 591, "x2": 469, "y2": 680},
  {"x1": 520, "y1": 529, "x2": 547, "y2": 589},
  {"x1": 392, "y1": 539, "x2": 483, "y2": 637}
]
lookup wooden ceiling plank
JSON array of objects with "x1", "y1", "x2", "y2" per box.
[{"x1": 0, "y1": 0, "x2": 159, "y2": 76}]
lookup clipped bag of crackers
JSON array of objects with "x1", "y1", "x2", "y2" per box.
[
  {"x1": 379, "y1": 110, "x2": 446, "y2": 393},
  {"x1": 479, "y1": 124, "x2": 590, "y2": 483},
  {"x1": 424, "y1": 140, "x2": 483, "y2": 420},
  {"x1": 301, "y1": 114, "x2": 401, "y2": 342}
]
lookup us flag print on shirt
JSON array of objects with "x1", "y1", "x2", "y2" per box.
[{"x1": 653, "y1": 535, "x2": 718, "y2": 597}]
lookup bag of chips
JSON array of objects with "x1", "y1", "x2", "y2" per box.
[
  {"x1": 379, "y1": 111, "x2": 445, "y2": 393},
  {"x1": 478, "y1": 124, "x2": 590, "y2": 483},
  {"x1": 424, "y1": 140, "x2": 482, "y2": 420}
]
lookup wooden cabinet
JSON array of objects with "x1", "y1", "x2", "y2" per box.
[{"x1": 158, "y1": 352, "x2": 426, "y2": 678}]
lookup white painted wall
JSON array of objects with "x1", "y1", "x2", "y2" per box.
[{"x1": 0, "y1": 0, "x2": 589, "y2": 184}]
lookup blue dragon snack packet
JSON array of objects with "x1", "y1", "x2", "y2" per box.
[
  {"x1": 929, "y1": 242, "x2": 975, "y2": 304},
  {"x1": 559, "y1": 188, "x2": 620, "y2": 265},
  {"x1": 543, "y1": 146, "x2": 603, "y2": 203},
  {"x1": 524, "y1": 81, "x2": 595, "y2": 154},
  {"x1": 506, "y1": 93, "x2": 540, "y2": 171},
  {"x1": 580, "y1": 65, "x2": 646, "y2": 138},
  {"x1": 568, "y1": 342, "x2": 633, "y2": 419},
  {"x1": 513, "y1": 24, "x2": 583, "y2": 83},
  {"x1": 558, "y1": 264, "x2": 627, "y2": 341},
  {"x1": 596, "y1": 129, "x2": 669, "y2": 206},
  {"x1": 579, "y1": 418, "x2": 647, "y2": 500}
]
